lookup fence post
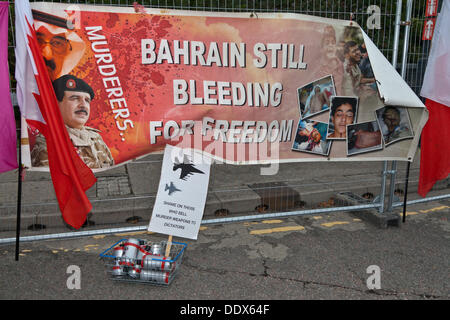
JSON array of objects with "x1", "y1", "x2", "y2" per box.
[
  {"x1": 386, "y1": 0, "x2": 413, "y2": 212},
  {"x1": 379, "y1": 162, "x2": 387, "y2": 214},
  {"x1": 379, "y1": 0, "x2": 403, "y2": 214},
  {"x1": 400, "y1": 0, "x2": 414, "y2": 79},
  {"x1": 392, "y1": 0, "x2": 403, "y2": 68}
]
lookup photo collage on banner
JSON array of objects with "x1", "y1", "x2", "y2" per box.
[{"x1": 293, "y1": 24, "x2": 414, "y2": 157}]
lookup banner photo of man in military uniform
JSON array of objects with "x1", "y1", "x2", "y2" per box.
[
  {"x1": 22, "y1": 3, "x2": 427, "y2": 172},
  {"x1": 30, "y1": 75, "x2": 114, "y2": 169}
]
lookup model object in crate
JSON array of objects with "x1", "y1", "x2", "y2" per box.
[{"x1": 99, "y1": 238, "x2": 187, "y2": 285}]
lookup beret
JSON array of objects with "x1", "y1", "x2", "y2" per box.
[{"x1": 53, "y1": 74, "x2": 95, "y2": 101}]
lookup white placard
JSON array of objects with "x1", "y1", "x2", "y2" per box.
[{"x1": 148, "y1": 145, "x2": 211, "y2": 240}]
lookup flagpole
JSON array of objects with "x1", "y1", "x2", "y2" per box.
[
  {"x1": 402, "y1": 162, "x2": 411, "y2": 223},
  {"x1": 400, "y1": 0, "x2": 413, "y2": 222},
  {"x1": 15, "y1": 121, "x2": 23, "y2": 261}
]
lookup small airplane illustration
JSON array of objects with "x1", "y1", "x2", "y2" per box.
[
  {"x1": 173, "y1": 155, "x2": 205, "y2": 180},
  {"x1": 165, "y1": 181, "x2": 181, "y2": 195}
]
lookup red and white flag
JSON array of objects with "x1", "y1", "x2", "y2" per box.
[
  {"x1": 419, "y1": 0, "x2": 450, "y2": 197},
  {"x1": 15, "y1": 1, "x2": 97, "y2": 229}
]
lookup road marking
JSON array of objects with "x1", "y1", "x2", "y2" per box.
[
  {"x1": 321, "y1": 221, "x2": 350, "y2": 228},
  {"x1": 250, "y1": 225, "x2": 305, "y2": 235},
  {"x1": 262, "y1": 219, "x2": 284, "y2": 224},
  {"x1": 114, "y1": 231, "x2": 154, "y2": 237},
  {"x1": 419, "y1": 205, "x2": 449, "y2": 213},
  {"x1": 405, "y1": 205, "x2": 449, "y2": 216},
  {"x1": 244, "y1": 219, "x2": 284, "y2": 226}
]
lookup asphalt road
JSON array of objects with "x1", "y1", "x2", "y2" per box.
[{"x1": 1, "y1": 197, "x2": 449, "y2": 306}]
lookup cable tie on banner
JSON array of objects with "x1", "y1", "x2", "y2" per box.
[
  {"x1": 250, "y1": 12, "x2": 258, "y2": 19},
  {"x1": 20, "y1": 165, "x2": 26, "y2": 182},
  {"x1": 133, "y1": 2, "x2": 147, "y2": 14},
  {"x1": 349, "y1": 12, "x2": 355, "y2": 26}
]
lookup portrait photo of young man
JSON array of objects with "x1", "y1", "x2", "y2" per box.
[{"x1": 327, "y1": 96, "x2": 359, "y2": 140}]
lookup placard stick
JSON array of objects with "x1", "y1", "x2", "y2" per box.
[
  {"x1": 15, "y1": 120, "x2": 23, "y2": 262},
  {"x1": 165, "y1": 235, "x2": 173, "y2": 257}
]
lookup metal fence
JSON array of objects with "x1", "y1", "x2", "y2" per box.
[{"x1": 1, "y1": 0, "x2": 449, "y2": 244}]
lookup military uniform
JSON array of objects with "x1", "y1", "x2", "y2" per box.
[{"x1": 31, "y1": 125, "x2": 114, "y2": 169}]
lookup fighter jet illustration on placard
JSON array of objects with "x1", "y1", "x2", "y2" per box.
[
  {"x1": 165, "y1": 181, "x2": 181, "y2": 196},
  {"x1": 173, "y1": 155, "x2": 205, "y2": 181}
]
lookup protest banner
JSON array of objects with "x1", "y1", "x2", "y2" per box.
[{"x1": 23, "y1": 3, "x2": 427, "y2": 171}]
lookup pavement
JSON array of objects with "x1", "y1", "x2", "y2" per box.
[
  {"x1": 0, "y1": 196, "x2": 448, "y2": 301},
  {"x1": 0, "y1": 150, "x2": 449, "y2": 239},
  {"x1": 0, "y1": 150, "x2": 449, "y2": 302}
]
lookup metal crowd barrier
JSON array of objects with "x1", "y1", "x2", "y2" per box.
[{"x1": 2, "y1": 0, "x2": 448, "y2": 245}]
